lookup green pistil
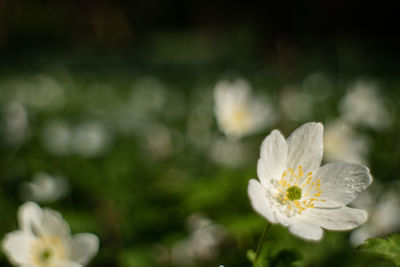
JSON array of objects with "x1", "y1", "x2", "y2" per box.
[
  {"x1": 286, "y1": 186, "x2": 302, "y2": 201},
  {"x1": 40, "y1": 249, "x2": 52, "y2": 262}
]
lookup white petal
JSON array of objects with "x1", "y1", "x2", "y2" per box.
[
  {"x1": 71, "y1": 233, "x2": 100, "y2": 265},
  {"x1": 313, "y1": 198, "x2": 343, "y2": 208},
  {"x1": 315, "y1": 163, "x2": 372, "y2": 208},
  {"x1": 247, "y1": 179, "x2": 277, "y2": 223},
  {"x1": 288, "y1": 220, "x2": 323, "y2": 241},
  {"x1": 18, "y1": 201, "x2": 43, "y2": 233},
  {"x1": 40, "y1": 208, "x2": 71, "y2": 240},
  {"x1": 274, "y1": 211, "x2": 291, "y2": 227},
  {"x1": 1, "y1": 230, "x2": 36, "y2": 265},
  {"x1": 257, "y1": 130, "x2": 288, "y2": 186},
  {"x1": 56, "y1": 260, "x2": 83, "y2": 267},
  {"x1": 286, "y1": 122, "x2": 323, "y2": 174},
  {"x1": 301, "y1": 206, "x2": 367, "y2": 230}
]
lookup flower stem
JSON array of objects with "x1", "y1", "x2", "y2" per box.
[{"x1": 253, "y1": 223, "x2": 272, "y2": 267}]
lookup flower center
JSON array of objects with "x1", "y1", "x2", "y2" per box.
[
  {"x1": 271, "y1": 165, "x2": 326, "y2": 216},
  {"x1": 40, "y1": 249, "x2": 52, "y2": 262},
  {"x1": 31, "y1": 236, "x2": 66, "y2": 266},
  {"x1": 286, "y1": 186, "x2": 302, "y2": 201},
  {"x1": 229, "y1": 106, "x2": 250, "y2": 129},
  {"x1": 233, "y1": 108, "x2": 247, "y2": 122}
]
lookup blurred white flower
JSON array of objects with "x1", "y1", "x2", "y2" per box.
[
  {"x1": 3, "y1": 102, "x2": 29, "y2": 145},
  {"x1": 21, "y1": 172, "x2": 69, "y2": 203},
  {"x1": 248, "y1": 122, "x2": 372, "y2": 241},
  {"x1": 2, "y1": 202, "x2": 99, "y2": 267},
  {"x1": 111, "y1": 105, "x2": 147, "y2": 135},
  {"x1": 214, "y1": 78, "x2": 276, "y2": 139},
  {"x1": 324, "y1": 119, "x2": 369, "y2": 164},
  {"x1": 142, "y1": 123, "x2": 173, "y2": 159},
  {"x1": 190, "y1": 224, "x2": 226, "y2": 261},
  {"x1": 12, "y1": 75, "x2": 66, "y2": 111},
  {"x1": 280, "y1": 73, "x2": 332, "y2": 122},
  {"x1": 279, "y1": 87, "x2": 313, "y2": 122},
  {"x1": 350, "y1": 184, "x2": 400, "y2": 246},
  {"x1": 130, "y1": 78, "x2": 167, "y2": 114},
  {"x1": 71, "y1": 121, "x2": 112, "y2": 158},
  {"x1": 171, "y1": 214, "x2": 227, "y2": 265},
  {"x1": 41, "y1": 120, "x2": 72, "y2": 156},
  {"x1": 340, "y1": 79, "x2": 391, "y2": 130},
  {"x1": 112, "y1": 78, "x2": 182, "y2": 136},
  {"x1": 210, "y1": 137, "x2": 251, "y2": 167},
  {"x1": 42, "y1": 120, "x2": 112, "y2": 158},
  {"x1": 171, "y1": 239, "x2": 195, "y2": 266}
]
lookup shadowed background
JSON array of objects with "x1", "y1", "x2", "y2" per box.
[{"x1": 0, "y1": 1, "x2": 399, "y2": 266}]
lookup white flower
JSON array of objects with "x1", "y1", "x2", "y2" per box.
[
  {"x1": 214, "y1": 78, "x2": 276, "y2": 139},
  {"x1": 21, "y1": 172, "x2": 69, "y2": 203},
  {"x1": 2, "y1": 202, "x2": 99, "y2": 267},
  {"x1": 324, "y1": 119, "x2": 369, "y2": 164},
  {"x1": 248, "y1": 122, "x2": 372, "y2": 241},
  {"x1": 340, "y1": 79, "x2": 391, "y2": 130}
]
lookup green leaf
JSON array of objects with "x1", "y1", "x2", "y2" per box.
[
  {"x1": 356, "y1": 234, "x2": 400, "y2": 266},
  {"x1": 249, "y1": 243, "x2": 271, "y2": 267},
  {"x1": 270, "y1": 248, "x2": 303, "y2": 267},
  {"x1": 255, "y1": 259, "x2": 269, "y2": 267},
  {"x1": 247, "y1": 249, "x2": 256, "y2": 263}
]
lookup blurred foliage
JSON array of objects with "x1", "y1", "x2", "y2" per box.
[
  {"x1": 356, "y1": 234, "x2": 400, "y2": 266},
  {"x1": 0, "y1": 16, "x2": 400, "y2": 266}
]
